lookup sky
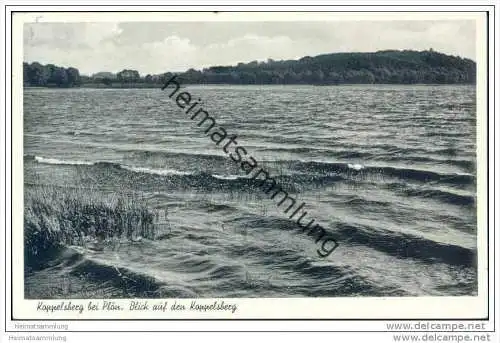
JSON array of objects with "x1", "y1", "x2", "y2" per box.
[{"x1": 23, "y1": 20, "x2": 476, "y2": 76}]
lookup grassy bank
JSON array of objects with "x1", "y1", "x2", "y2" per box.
[{"x1": 24, "y1": 185, "x2": 158, "y2": 268}]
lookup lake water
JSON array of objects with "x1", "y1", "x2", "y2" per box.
[{"x1": 24, "y1": 85, "x2": 477, "y2": 297}]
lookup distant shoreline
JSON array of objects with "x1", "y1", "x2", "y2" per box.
[
  {"x1": 24, "y1": 49, "x2": 476, "y2": 88},
  {"x1": 23, "y1": 82, "x2": 476, "y2": 89}
]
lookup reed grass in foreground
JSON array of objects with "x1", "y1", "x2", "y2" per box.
[{"x1": 24, "y1": 185, "x2": 158, "y2": 268}]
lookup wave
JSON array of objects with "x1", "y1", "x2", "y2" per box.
[
  {"x1": 401, "y1": 187, "x2": 475, "y2": 206},
  {"x1": 334, "y1": 223, "x2": 476, "y2": 268},
  {"x1": 105, "y1": 150, "x2": 474, "y2": 185},
  {"x1": 121, "y1": 165, "x2": 192, "y2": 176},
  {"x1": 27, "y1": 155, "x2": 261, "y2": 192},
  {"x1": 30, "y1": 155, "x2": 94, "y2": 166},
  {"x1": 122, "y1": 146, "x2": 474, "y2": 168},
  {"x1": 117, "y1": 166, "x2": 252, "y2": 186},
  {"x1": 347, "y1": 163, "x2": 365, "y2": 170},
  {"x1": 121, "y1": 149, "x2": 228, "y2": 163},
  {"x1": 291, "y1": 160, "x2": 475, "y2": 185},
  {"x1": 229, "y1": 214, "x2": 476, "y2": 268},
  {"x1": 27, "y1": 154, "x2": 475, "y2": 192},
  {"x1": 256, "y1": 146, "x2": 374, "y2": 159},
  {"x1": 343, "y1": 196, "x2": 392, "y2": 208},
  {"x1": 33, "y1": 246, "x2": 198, "y2": 298},
  {"x1": 382, "y1": 155, "x2": 475, "y2": 172},
  {"x1": 28, "y1": 155, "x2": 196, "y2": 176},
  {"x1": 64, "y1": 130, "x2": 96, "y2": 137},
  {"x1": 212, "y1": 174, "x2": 241, "y2": 180}
]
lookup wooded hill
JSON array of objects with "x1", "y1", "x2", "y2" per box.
[{"x1": 23, "y1": 49, "x2": 476, "y2": 87}]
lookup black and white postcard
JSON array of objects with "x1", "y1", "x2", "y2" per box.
[{"x1": 3, "y1": 7, "x2": 496, "y2": 334}]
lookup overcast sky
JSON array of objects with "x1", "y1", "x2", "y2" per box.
[{"x1": 23, "y1": 21, "x2": 476, "y2": 76}]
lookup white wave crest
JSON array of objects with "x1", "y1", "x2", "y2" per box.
[
  {"x1": 34, "y1": 156, "x2": 93, "y2": 165},
  {"x1": 347, "y1": 163, "x2": 365, "y2": 170},
  {"x1": 121, "y1": 165, "x2": 191, "y2": 176}
]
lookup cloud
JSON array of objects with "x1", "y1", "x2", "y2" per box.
[
  {"x1": 23, "y1": 20, "x2": 476, "y2": 75},
  {"x1": 24, "y1": 22, "x2": 122, "y2": 49}
]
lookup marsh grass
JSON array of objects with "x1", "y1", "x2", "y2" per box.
[{"x1": 24, "y1": 184, "x2": 158, "y2": 267}]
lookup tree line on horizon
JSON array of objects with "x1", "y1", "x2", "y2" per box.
[{"x1": 23, "y1": 49, "x2": 476, "y2": 87}]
